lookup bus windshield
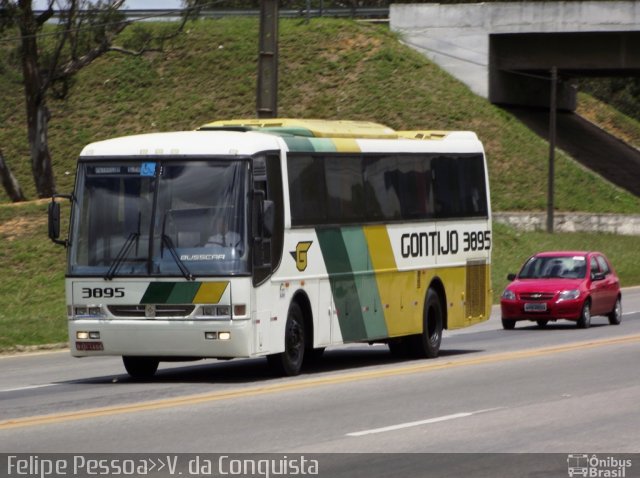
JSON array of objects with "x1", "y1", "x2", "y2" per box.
[{"x1": 69, "y1": 159, "x2": 250, "y2": 277}]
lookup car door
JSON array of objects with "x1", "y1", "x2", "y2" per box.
[
  {"x1": 588, "y1": 255, "x2": 607, "y2": 315},
  {"x1": 595, "y1": 254, "x2": 619, "y2": 313}
]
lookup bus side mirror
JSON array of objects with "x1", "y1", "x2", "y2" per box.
[
  {"x1": 48, "y1": 200, "x2": 60, "y2": 241},
  {"x1": 48, "y1": 194, "x2": 72, "y2": 247},
  {"x1": 262, "y1": 200, "x2": 274, "y2": 239}
]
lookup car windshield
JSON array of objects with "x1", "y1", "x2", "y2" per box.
[
  {"x1": 69, "y1": 159, "x2": 250, "y2": 277},
  {"x1": 518, "y1": 255, "x2": 587, "y2": 279}
]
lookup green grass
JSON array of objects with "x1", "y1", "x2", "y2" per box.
[
  {"x1": 0, "y1": 202, "x2": 68, "y2": 350},
  {"x1": 576, "y1": 92, "x2": 640, "y2": 151}
]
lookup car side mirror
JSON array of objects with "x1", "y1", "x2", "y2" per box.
[
  {"x1": 591, "y1": 272, "x2": 605, "y2": 281},
  {"x1": 507, "y1": 273, "x2": 516, "y2": 281}
]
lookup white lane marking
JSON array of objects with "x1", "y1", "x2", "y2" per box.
[
  {"x1": 622, "y1": 310, "x2": 638, "y2": 316},
  {"x1": 1, "y1": 383, "x2": 56, "y2": 393},
  {"x1": 346, "y1": 408, "x2": 501, "y2": 437}
]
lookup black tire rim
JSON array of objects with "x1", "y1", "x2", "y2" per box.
[
  {"x1": 427, "y1": 304, "x2": 442, "y2": 347},
  {"x1": 286, "y1": 316, "x2": 304, "y2": 364}
]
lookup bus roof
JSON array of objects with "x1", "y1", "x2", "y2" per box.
[
  {"x1": 199, "y1": 118, "x2": 398, "y2": 139},
  {"x1": 199, "y1": 118, "x2": 481, "y2": 153},
  {"x1": 79, "y1": 130, "x2": 283, "y2": 158},
  {"x1": 78, "y1": 120, "x2": 482, "y2": 158}
]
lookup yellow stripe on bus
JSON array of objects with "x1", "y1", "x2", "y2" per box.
[
  {"x1": 193, "y1": 282, "x2": 229, "y2": 304},
  {"x1": 363, "y1": 226, "x2": 421, "y2": 337}
]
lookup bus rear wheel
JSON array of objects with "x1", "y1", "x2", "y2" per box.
[
  {"x1": 122, "y1": 356, "x2": 159, "y2": 379},
  {"x1": 410, "y1": 288, "x2": 443, "y2": 359},
  {"x1": 267, "y1": 302, "x2": 306, "y2": 376}
]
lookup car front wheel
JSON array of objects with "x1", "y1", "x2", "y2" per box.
[{"x1": 577, "y1": 300, "x2": 591, "y2": 329}]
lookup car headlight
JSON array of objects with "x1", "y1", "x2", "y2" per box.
[
  {"x1": 502, "y1": 289, "x2": 516, "y2": 300},
  {"x1": 558, "y1": 289, "x2": 580, "y2": 301}
]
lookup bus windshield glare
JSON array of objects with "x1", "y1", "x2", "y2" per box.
[{"x1": 69, "y1": 159, "x2": 250, "y2": 277}]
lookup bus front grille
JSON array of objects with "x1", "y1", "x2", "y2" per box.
[{"x1": 108, "y1": 305, "x2": 196, "y2": 318}]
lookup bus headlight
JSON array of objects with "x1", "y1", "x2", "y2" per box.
[
  {"x1": 199, "y1": 305, "x2": 232, "y2": 318},
  {"x1": 76, "y1": 331, "x2": 100, "y2": 340},
  {"x1": 73, "y1": 306, "x2": 104, "y2": 318}
]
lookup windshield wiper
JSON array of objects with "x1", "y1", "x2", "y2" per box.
[
  {"x1": 105, "y1": 232, "x2": 139, "y2": 280},
  {"x1": 161, "y1": 234, "x2": 196, "y2": 281}
]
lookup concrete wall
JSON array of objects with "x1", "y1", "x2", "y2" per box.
[
  {"x1": 390, "y1": 2, "x2": 640, "y2": 100},
  {"x1": 494, "y1": 212, "x2": 640, "y2": 235}
]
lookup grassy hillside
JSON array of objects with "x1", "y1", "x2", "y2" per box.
[
  {"x1": 576, "y1": 92, "x2": 640, "y2": 150},
  {"x1": 2, "y1": 18, "x2": 640, "y2": 212}
]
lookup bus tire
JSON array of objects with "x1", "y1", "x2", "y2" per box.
[
  {"x1": 267, "y1": 302, "x2": 306, "y2": 376},
  {"x1": 411, "y1": 288, "x2": 443, "y2": 359},
  {"x1": 122, "y1": 356, "x2": 159, "y2": 379}
]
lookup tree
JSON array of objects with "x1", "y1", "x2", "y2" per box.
[
  {"x1": 0, "y1": 149, "x2": 26, "y2": 201},
  {"x1": 0, "y1": 0, "x2": 191, "y2": 200}
]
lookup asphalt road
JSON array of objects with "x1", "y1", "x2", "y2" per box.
[{"x1": 1, "y1": 288, "x2": 639, "y2": 477}]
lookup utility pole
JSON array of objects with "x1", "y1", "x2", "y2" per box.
[
  {"x1": 257, "y1": 0, "x2": 279, "y2": 118},
  {"x1": 547, "y1": 66, "x2": 557, "y2": 234}
]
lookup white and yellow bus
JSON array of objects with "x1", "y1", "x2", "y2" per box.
[{"x1": 49, "y1": 118, "x2": 492, "y2": 378}]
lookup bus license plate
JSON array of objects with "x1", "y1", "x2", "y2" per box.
[
  {"x1": 524, "y1": 303, "x2": 547, "y2": 312},
  {"x1": 76, "y1": 341, "x2": 104, "y2": 351}
]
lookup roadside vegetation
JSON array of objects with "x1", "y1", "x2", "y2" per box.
[
  {"x1": 1, "y1": 18, "x2": 639, "y2": 349},
  {"x1": 576, "y1": 92, "x2": 640, "y2": 151}
]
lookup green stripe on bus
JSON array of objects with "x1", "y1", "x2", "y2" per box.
[
  {"x1": 341, "y1": 227, "x2": 388, "y2": 339},
  {"x1": 308, "y1": 138, "x2": 338, "y2": 152},
  {"x1": 140, "y1": 282, "x2": 201, "y2": 304},
  {"x1": 166, "y1": 282, "x2": 201, "y2": 304},
  {"x1": 282, "y1": 136, "x2": 338, "y2": 153},
  {"x1": 140, "y1": 282, "x2": 176, "y2": 304},
  {"x1": 316, "y1": 228, "x2": 367, "y2": 341},
  {"x1": 282, "y1": 136, "x2": 314, "y2": 152}
]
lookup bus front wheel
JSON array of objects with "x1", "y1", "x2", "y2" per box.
[
  {"x1": 267, "y1": 302, "x2": 306, "y2": 376},
  {"x1": 122, "y1": 356, "x2": 159, "y2": 379}
]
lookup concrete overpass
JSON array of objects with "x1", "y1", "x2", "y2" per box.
[
  {"x1": 390, "y1": 2, "x2": 640, "y2": 197},
  {"x1": 390, "y1": 1, "x2": 640, "y2": 109}
]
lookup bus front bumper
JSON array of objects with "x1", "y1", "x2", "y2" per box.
[{"x1": 69, "y1": 319, "x2": 254, "y2": 358}]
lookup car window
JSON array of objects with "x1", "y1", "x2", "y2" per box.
[
  {"x1": 590, "y1": 257, "x2": 599, "y2": 275},
  {"x1": 519, "y1": 256, "x2": 586, "y2": 279},
  {"x1": 596, "y1": 255, "x2": 610, "y2": 275}
]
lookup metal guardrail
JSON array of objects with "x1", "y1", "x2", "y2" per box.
[{"x1": 34, "y1": 7, "x2": 390, "y2": 21}]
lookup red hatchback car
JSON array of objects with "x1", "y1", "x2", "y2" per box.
[{"x1": 500, "y1": 251, "x2": 622, "y2": 329}]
